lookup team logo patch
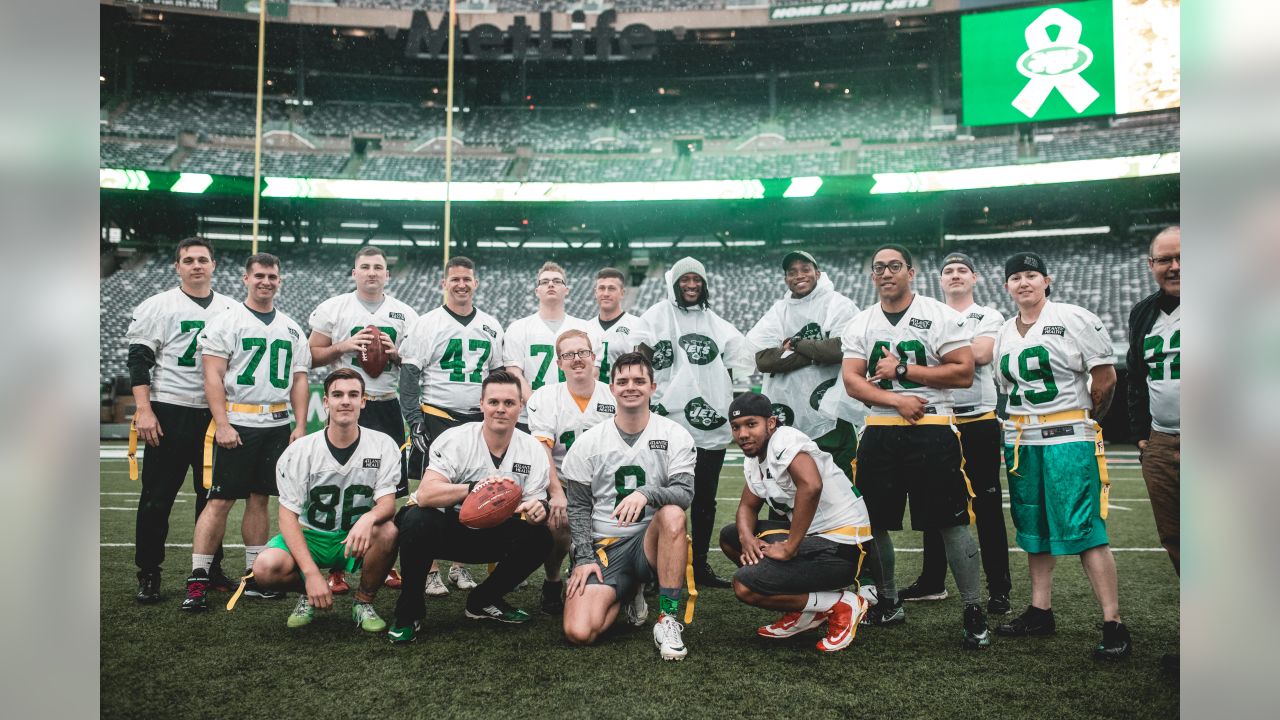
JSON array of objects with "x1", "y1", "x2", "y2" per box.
[
  {"x1": 615, "y1": 326, "x2": 631, "y2": 335},
  {"x1": 482, "y1": 324, "x2": 497, "y2": 338},
  {"x1": 271, "y1": 410, "x2": 290, "y2": 421},
  {"x1": 771, "y1": 403, "x2": 794, "y2": 427},
  {"x1": 362, "y1": 458, "x2": 381, "y2": 468},
  {"x1": 684, "y1": 397, "x2": 727, "y2": 430},
  {"x1": 1040, "y1": 426, "x2": 1075, "y2": 439},
  {"x1": 596, "y1": 403, "x2": 616, "y2": 414},
  {"x1": 288, "y1": 328, "x2": 300, "y2": 339},
  {"x1": 649, "y1": 439, "x2": 668, "y2": 451},
  {"x1": 967, "y1": 312, "x2": 985, "y2": 321},
  {"x1": 909, "y1": 318, "x2": 933, "y2": 330},
  {"x1": 793, "y1": 322, "x2": 825, "y2": 343},
  {"x1": 388, "y1": 312, "x2": 405, "y2": 321},
  {"x1": 651, "y1": 403, "x2": 668, "y2": 416},
  {"x1": 810, "y1": 378, "x2": 836, "y2": 411},
  {"x1": 652, "y1": 340, "x2": 674, "y2": 371},
  {"x1": 678, "y1": 333, "x2": 720, "y2": 365},
  {"x1": 1042, "y1": 325, "x2": 1067, "y2": 336},
  {"x1": 512, "y1": 463, "x2": 531, "y2": 475}
]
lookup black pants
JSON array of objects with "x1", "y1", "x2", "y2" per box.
[
  {"x1": 393, "y1": 505, "x2": 552, "y2": 624},
  {"x1": 359, "y1": 398, "x2": 408, "y2": 497},
  {"x1": 917, "y1": 418, "x2": 1011, "y2": 596},
  {"x1": 134, "y1": 402, "x2": 222, "y2": 573},
  {"x1": 406, "y1": 410, "x2": 483, "y2": 481},
  {"x1": 690, "y1": 447, "x2": 727, "y2": 562}
]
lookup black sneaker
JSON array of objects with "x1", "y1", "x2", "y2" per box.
[
  {"x1": 1093, "y1": 621, "x2": 1133, "y2": 660},
  {"x1": 899, "y1": 579, "x2": 948, "y2": 602},
  {"x1": 996, "y1": 605, "x2": 1056, "y2": 636},
  {"x1": 963, "y1": 603, "x2": 992, "y2": 649},
  {"x1": 180, "y1": 569, "x2": 209, "y2": 612},
  {"x1": 643, "y1": 580, "x2": 658, "y2": 597},
  {"x1": 209, "y1": 567, "x2": 237, "y2": 593},
  {"x1": 987, "y1": 594, "x2": 1012, "y2": 615},
  {"x1": 693, "y1": 561, "x2": 731, "y2": 589},
  {"x1": 860, "y1": 598, "x2": 905, "y2": 627},
  {"x1": 243, "y1": 577, "x2": 285, "y2": 600},
  {"x1": 136, "y1": 570, "x2": 162, "y2": 604},
  {"x1": 464, "y1": 598, "x2": 531, "y2": 624},
  {"x1": 540, "y1": 580, "x2": 565, "y2": 615}
]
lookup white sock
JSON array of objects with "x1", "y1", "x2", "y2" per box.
[
  {"x1": 191, "y1": 554, "x2": 214, "y2": 573},
  {"x1": 244, "y1": 545, "x2": 266, "y2": 573},
  {"x1": 804, "y1": 591, "x2": 843, "y2": 613}
]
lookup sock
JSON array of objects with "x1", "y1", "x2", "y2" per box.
[
  {"x1": 658, "y1": 587, "x2": 681, "y2": 617},
  {"x1": 872, "y1": 529, "x2": 897, "y2": 603},
  {"x1": 244, "y1": 545, "x2": 266, "y2": 573},
  {"x1": 803, "y1": 592, "x2": 843, "y2": 613},
  {"x1": 354, "y1": 588, "x2": 377, "y2": 604},
  {"x1": 939, "y1": 525, "x2": 982, "y2": 606},
  {"x1": 191, "y1": 553, "x2": 214, "y2": 574}
]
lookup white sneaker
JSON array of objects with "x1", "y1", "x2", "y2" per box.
[
  {"x1": 424, "y1": 570, "x2": 449, "y2": 597},
  {"x1": 448, "y1": 564, "x2": 478, "y2": 590},
  {"x1": 653, "y1": 613, "x2": 688, "y2": 661},
  {"x1": 622, "y1": 586, "x2": 649, "y2": 627},
  {"x1": 858, "y1": 583, "x2": 880, "y2": 607}
]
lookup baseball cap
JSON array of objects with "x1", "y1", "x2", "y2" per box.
[
  {"x1": 781, "y1": 251, "x2": 819, "y2": 271},
  {"x1": 940, "y1": 252, "x2": 976, "y2": 273},
  {"x1": 1004, "y1": 252, "x2": 1049, "y2": 280},
  {"x1": 729, "y1": 392, "x2": 773, "y2": 420}
]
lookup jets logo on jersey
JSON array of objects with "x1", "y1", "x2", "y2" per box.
[
  {"x1": 1042, "y1": 326, "x2": 1067, "y2": 336},
  {"x1": 684, "y1": 397, "x2": 727, "y2": 430},
  {"x1": 809, "y1": 378, "x2": 836, "y2": 411},
  {"x1": 678, "y1": 333, "x2": 719, "y2": 365},
  {"x1": 649, "y1": 439, "x2": 668, "y2": 450},
  {"x1": 362, "y1": 458, "x2": 381, "y2": 468},
  {"x1": 652, "y1": 403, "x2": 668, "y2": 416},
  {"x1": 909, "y1": 318, "x2": 933, "y2": 330},
  {"x1": 794, "y1": 322, "x2": 825, "y2": 342},
  {"x1": 771, "y1": 403, "x2": 794, "y2": 427},
  {"x1": 652, "y1": 340, "x2": 674, "y2": 371},
  {"x1": 389, "y1": 311, "x2": 405, "y2": 321}
]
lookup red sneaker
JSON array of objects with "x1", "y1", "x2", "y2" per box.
[
  {"x1": 757, "y1": 610, "x2": 826, "y2": 639},
  {"x1": 384, "y1": 568, "x2": 403, "y2": 589},
  {"x1": 817, "y1": 592, "x2": 869, "y2": 652},
  {"x1": 328, "y1": 569, "x2": 350, "y2": 595}
]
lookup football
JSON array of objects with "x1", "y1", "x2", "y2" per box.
[
  {"x1": 358, "y1": 324, "x2": 388, "y2": 379},
  {"x1": 458, "y1": 477, "x2": 522, "y2": 529}
]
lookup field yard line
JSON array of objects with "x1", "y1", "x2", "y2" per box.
[
  {"x1": 98, "y1": 542, "x2": 1169, "y2": 552},
  {"x1": 101, "y1": 507, "x2": 135, "y2": 511}
]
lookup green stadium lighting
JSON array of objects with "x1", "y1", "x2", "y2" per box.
[
  {"x1": 171, "y1": 173, "x2": 214, "y2": 194},
  {"x1": 782, "y1": 176, "x2": 823, "y2": 198},
  {"x1": 99, "y1": 168, "x2": 150, "y2": 191},
  {"x1": 869, "y1": 152, "x2": 1179, "y2": 194}
]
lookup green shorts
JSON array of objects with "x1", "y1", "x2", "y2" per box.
[
  {"x1": 266, "y1": 528, "x2": 361, "y2": 576},
  {"x1": 1004, "y1": 442, "x2": 1109, "y2": 556}
]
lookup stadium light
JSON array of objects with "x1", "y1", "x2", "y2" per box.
[
  {"x1": 171, "y1": 173, "x2": 213, "y2": 194},
  {"x1": 944, "y1": 226, "x2": 1111, "y2": 241}
]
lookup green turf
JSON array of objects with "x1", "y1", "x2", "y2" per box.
[{"x1": 100, "y1": 450, "x2": 1178, "y2": 719}]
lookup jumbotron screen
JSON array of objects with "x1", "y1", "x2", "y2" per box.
[{"x1": 961, "y1": 0, "x2": 1180, "y2": 126}]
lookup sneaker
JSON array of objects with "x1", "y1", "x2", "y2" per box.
[
  {"x1": 857, "y1": 583, "x2": 880, "y2": 608},
  {"x1": 208, "y1": 567, "x2": 237, "y2": 593},
  {"x1": 243, "y1": 578, "x2": 285, "y2": 600},
  {"x1": 996, "y1": 606, "x2": 1056, "y2": 637},
  {"x1": 758, "y1": 610, "x2": 826, "y2": 639},
  {"x1": 352, "y1": 602, "x2": 387, "y2": 633},
  {"x1": 180, "y1": 569, "x2": 209, "y2": 612},
  {"x1": 465, "y1": 599, "x2": 531, "y2": 624},
  {"x1": 449, "y1": 564, "x2": 478, "y2": 590},
  {"x1": 860, "y1": 598, "x2": 905, "y2": 626},
  {"x1": 424, "y1": 570, "x2": 449, "y2": 597},
  {"x1": 1093, "y1": 621, "x2": 1133, "y2": 660},
  {"x1": 287, "y1": 596, "x2": 315, "y2": 628},
  {"x1": 899, "y1": 579, "x2": 948, "y2": 602},
  {"x1": 653, "y1": 613, "x2": 688, "y2": 661},
  {"x1": 622, "y1": 586, "x2": 649, "y2": 628},
  {"x1": 817, "y1": 592, "x2": 870, "y2": 652},
  {"x1": 136, "y1": 571, "x2": 162, "y2": 604},
  {"x1": 384, "y1": 568, "x2": 403, "y2": 589},
  {"x1": 963, "y1": 603, "x2": 992, "y2": 650},
  {"x1": 987, "y1": 594, "x2": 1012, "y2": 615},
  {"x1": 387, "y1": 620, "x2": 421, "y2": 644},
  {"x1": 540, "y1": 580, "x2": 565, "y2": 615},
  {"x1": 693, "y1": 561, "x2": 731, "y2": 589},
  {"x1": 328, "y1": 570, "x2": 350, "y2": 595}
]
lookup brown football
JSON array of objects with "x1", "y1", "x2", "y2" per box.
[
  {"x1": 458, "y1": 478, "x2": 522, "y2": 529},
  {"x1": 358, "y1": 324, "x2": 388, "y2": 378}
]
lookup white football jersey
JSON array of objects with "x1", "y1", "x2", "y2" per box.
[
  {"x1": 1142, "y1": 305, "x2": 1180, "y2": 434},
  {"x1": 276, "y1": 428, "x2": 401, "y2": 533},
  {"x1": 198, "y1": 304, "x2": 311, "y2": 427},
  {"x1": 747, "y1": 274, "x2": 860, "y2": 439},
  {"x1": 840, "y1": 294, "x2": 971, "y2": 416},
  {"x1": 399, "y1": 306, "x2": 504, "y2": 414},
  {"x1": 560, "y1": 414, "x2": 697, "y2": 541},
  {"x1": 125, "y1": 287, "x2": 238, "y2": 408},
  {"x1": 425, "y1": 422, "x2": 550, "y2": 508},
  {"x1": 503, "y1": 313, "x2": 597, "y2": 421},
  {"x1": 742, "y1": 426, "x2": 871, "y2": 545},
  {"x1": 993, "y1": 300, "x2": 1115, "y2": 445},
  {"x1": 308, "y1": 292, "x2": 419, "y2": 397},
  {"x1": 527, "y1": 381, "x2": 617, "y2": 472},
  {"x1": 585, "y1": 312, "x2": 644, "y2": 383},
  {"x1": 949, "y1": 302, "x2": 1005, "y2": 414}
]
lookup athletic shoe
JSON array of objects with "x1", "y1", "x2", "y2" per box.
[
  {"x1": 387, "y1": 620, "x2": 421, "y2": 645},
  {"x1": 623, "y1": 586, "x2": 649, "y2": 628},
  {"x1": 860, "y1": 599, "x2": 905, "y2": 626},
  {"x1": 449, "y1": 564, "x2": 478, "y2": 590},
  {"x1": 693, "y1": 561, "x2": 731, "y2": 589},
  {"x1": 136, "y1": 571, "x2": 162, "y2": 604},
  {"x1": 996, "y1": 606, "x2": 1057, "y2": 637},
  {"x1": 327, "y1": 570, "x2": 350, "y2": 595},
  {"x1": 540, "y1": 580, "x2": 565, "y2": 616},
  {"x1": 352, "y1": 602, "x2": 387, "y2": 633},
  {"x1": 208, "y1": 567, "x2": 237, "y2": 593},
  {"x1": 287, "y1": 596, "x2": 315, "y2": 628},
  {"x1": 384, "y1": 568, "x2": 403, "y2": 589},
  {"x1": 857, "y1": 583, "x2": 880, "y2": 608},
  {"x1": 817, "y1": 592, "x2": 870, "y2": 652},
  {"x1": 424, "y1": 570, "x2": 449, "y2": 597},
  {"x1": 465, "y1": 599, "x2": 531, "y2": 624},
  {"x1": 1093, "y1": 621, "x2": 1133, "y2": 660},
  {"x1": 899, "y1": 579, "x2": 948, "y2": 602},
  {"x1": 987, "y1": 594, "x2": 1012, "y2": 615},
  {"x1": 653, "y1": 613, "x2": 688, "y2": 661},
  {"x1": 759, "y1": 610, "x2": 826, "y2": 639},
  {"x1": 243, "y1": 578, "x2": 285, "y2": 600},
  {"x1": 180, "y1": 569, "x2": 209, "y2": 612},
  {"x1": 963, "y1": 603, "x2": 992, "y2": 650}
]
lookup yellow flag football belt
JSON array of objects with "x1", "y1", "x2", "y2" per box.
[
  {"x1": 593, "y1": 535, "x2": 699, "y2": 625},
  {"x1": 420, "y1": 403, "x2": 456, "y2": 421},
  {"x1": 955, "y1": 410, "x2": 998, "y2": 424},
  {"x1": 861, "y1": 414, "x2": 977, "y2": 524},
  {"x1": 127, "y1": 419, "x2": 140, "y2": 481},
  {"x1": 201, "y1": 403, "x2": 290, "y2": 489},
  {"x1": 864, "y1": 415, "x2": 955, "y2": 427},
  {"x1": 1005, "y1": 409, "x2": 1110, "y2": 520}
]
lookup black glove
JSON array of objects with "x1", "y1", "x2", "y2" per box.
[{"x1": 410, "y1": 421, "x2": 430, "y2": 456}]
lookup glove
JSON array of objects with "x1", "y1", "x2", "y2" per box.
[{"x1": 410, "y1": 421, "x2": 430, "y2": 456}]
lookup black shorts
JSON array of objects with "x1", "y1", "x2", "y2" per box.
[
  {"x1": 406, "y1": 409, "x2": 483, "y2": 480},
  {"x1": 719, "y1": 521, "x2": 864, "y2": 595},
  {"x1": 855, "y1": 424, "x2": 971, "y2": 531},
  {"x1": 359, "y1": 398, "x2": 409, "y2": 497},
  {"x1": 207, "y1": 424, "x2": 291, "y2": 500},
  {"x1": 585, "y1": 532, "x2": 654, "y2": 601}
]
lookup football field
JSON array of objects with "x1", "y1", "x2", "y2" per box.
[{"x1": 101, "y1": 445, "x2": 1178, "y2": 719}]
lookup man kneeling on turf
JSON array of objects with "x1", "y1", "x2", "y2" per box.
[
  {"x1": 721, "y1": 392, "x2": 883, "y2": 653},
  {"x1": 250, "y1": 369, "x2": 401, "y2": 632}
]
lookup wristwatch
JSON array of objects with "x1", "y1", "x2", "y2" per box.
[{"x1": 894, "y1": 361, "x2": 909, "y2": 381}]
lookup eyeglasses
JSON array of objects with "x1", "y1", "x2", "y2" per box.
[
  {"x1": 558, "y1": 349, "x2": 595, "y2": 361},
  {"x1": 1149, "y1": 255, "x2": 1180, "y2": 267},
  {"x1": 537, "y1": 278, "x2": 567, "y2": 287},
  {"x1": 871, "y1": 261, "x2": 909, "y2": 276}
]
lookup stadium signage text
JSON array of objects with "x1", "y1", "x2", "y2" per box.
[
  {"x1": 769, "y1": 0, "x2": 932, "y2": 21},
  {"x1": 405, "y1": 9, "x2": 656, "y2": 62}
]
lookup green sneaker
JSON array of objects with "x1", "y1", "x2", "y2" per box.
[
  {"x1": 287, "y1": 596, "x2": 315, "y2": 628},
  {"x1": 387, "y1": 621, "x2": 421, "y2": 644},
  {"x1": 352, "y1": 602, "x2": 387, "y2": 633},
  {"x1": 464, "y1": 599, "x2": 531, "y2": 624}
]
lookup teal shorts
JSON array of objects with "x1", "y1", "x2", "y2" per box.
[
  {"x1": 1003, "y1": 442, "x2": 1109, "y2": 556},
  {"x1": 266, "y1": 528, "x2": 361, "y2": 575}
]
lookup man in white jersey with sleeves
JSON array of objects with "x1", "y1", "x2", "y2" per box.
[
  {"x1": 719, "y1": 392, "x2": 882, "y2": 653},
  {"x1": 992, "y1": 252, "x2": 1131, "y2": 660},
  {"x1": 561, "y1": 353, "x2": 696, "y2": 661},
  {"x1": 840, "y1": 243, "x2": 991, "y2": 650},
  {"x1": 525, "y1": 329, "x2": 616, "y2": 615},
  {"x1": 584, "y1": 267, "x2": 645, "y2": 384},
  {"x1": 307, "y1": 245, "x2": 418, "y2": 593},
  {"x1": 247, "y1": 369, "x2": 401, "y2": 633},
  {"x1": 185, "y1": 252, "x2": 311, "y2": 612},
  {"x1": 127, "y1": 237, "x2": 239, "y2": 603}
]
